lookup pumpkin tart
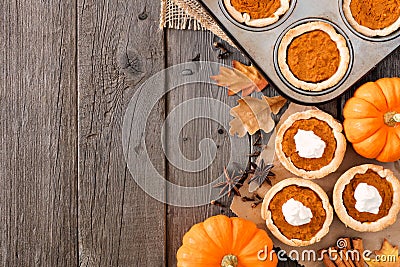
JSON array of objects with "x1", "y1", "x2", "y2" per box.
[
  {"x1": 278, "y1": 21, "x2": 350, "y2": 91},
  {"x1": 333, "y1": 164, "x2": 400, "y2": 232},
  {"x1": 275, "y1": 110, "x2": 347, "y2": 179},
  {"x1": 224, "y1": 0, "x2": 290, "y2": 27},
  {"x1": 343, "y1": 0, "x2": 400, "y2": 37},
  {"x1": 261, "y1": 178, "x2": 333, "y2": 246}
]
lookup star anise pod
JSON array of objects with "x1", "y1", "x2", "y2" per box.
[
  {"x1": 213, "y1": 167, "x2": 242, "y2": 197},
  {"x1": 249, "y1": 159, "x2": 275, "y2": 187}
]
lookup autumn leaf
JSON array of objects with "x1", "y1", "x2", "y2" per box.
[
  {"x1": 366, "y1": 239, "x2": 400, "y2": 267},
  {"x1": 264, "y1": 95, "x2": 287, "y2": 114},
  {"x1": 229, "y1": 96, "x2": 275, "y2": 137},
  {"x1": 232, "y1": 61, "x2": 268, "y2": 92},
  {"x1": 211, "y1": 60, "x2": 268, "y2": 96}
]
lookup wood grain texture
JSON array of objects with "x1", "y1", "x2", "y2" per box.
[
  {"x1": 165, "y1": 30, "x2": 250, "y2": 266},
  {"x1": 77, "y1": 0, "x2": 166, "y2": 266},
  {"x1": 0, "y1": 0, "x2": 77, "y2": 266}
]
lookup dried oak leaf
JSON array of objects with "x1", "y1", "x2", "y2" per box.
[
  {"x1": 367, "y1": 239, "x2": 400, "y2": 267},
  {"x1": 229, "y1": 96, "x2": 275, "y2": 137},
  {"x1": 264, "y1": 95, "x2": 287, "y2": 114},
  {"x1": 211, "y1": 60, "x2": 268, "y2": 96}
]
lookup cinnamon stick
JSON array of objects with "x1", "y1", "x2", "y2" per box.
[
  {"x1": 319, "y1": 249, "x2": 336, "y2": 267},
  {"x1": 343, "y1": 237, "x2": 352, "y2": 250},
  {"x1": 340, "y1": 248, "x2": 356, "y2": 267},
  {"x1": 351, "y1": 238, "x2": 365, "y2": 267},
  {"x1": 330, "y1": 247, "x2": 347, "y2": 267},
  {"x1": 337, "y1": 237, "x2": 355, "y2": 267}
]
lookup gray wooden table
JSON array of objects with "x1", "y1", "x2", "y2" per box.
[{"x1": 0, "y1": 0, "x2": 399, "y2": 266}]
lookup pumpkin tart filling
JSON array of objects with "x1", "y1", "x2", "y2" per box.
[
  {"x1": 224, "y1": 0, "x2": 290, "y2": 27},
  {"x1": 343, "y1": 169, "x2": 393, "y2": 223},
  {"x1": 277, "y1": 21, "x2": 350, "y2": 91},
  {"x1": 230, "y1": 0, "x2": 282, "y2": 19},
  {"x1": 269, "y1": 185, "x2": 326, "y2": 241},
  {"x1": 343, "y1": 0, "x2": 400, "y2": 36},
  {"x1": 333, "y1": 164, "x2": 400, "y2": 232},
  {"x1": 262, "y1": 178, "x2": 333, "y2": 246},
  {"x1": 275, "y1": 110, "x2": 346, "y2": 179},
  {"x1": 282, "y1": 118, "x2": 337, "y2": 171},
  {"x1": 287, "y1": 30, "x2": 340, "y2": 83},
  {"x1": 349, "y1": 0, "x2": 400, "y2": 30}
]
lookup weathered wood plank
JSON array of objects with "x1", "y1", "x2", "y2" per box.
[
  {"x1": 165, "y1": 29, "x2": 250, "y2": 266},
  {"x1": 0, "y1": 0, "x2": 77, "y2": 266},
  {"x1": 77, "y1": 0, "x2": 166, "y2": 266}
]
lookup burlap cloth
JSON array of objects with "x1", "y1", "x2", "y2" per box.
[{"x1": 160, "y1": 0, "x2": 234, "y2": 46}]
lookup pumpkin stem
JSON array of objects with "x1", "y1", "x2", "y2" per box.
[
  {"x1": 221, "y1": 254, "x2": 238, "y2": 267},
  {"x1": 384, "y1": 111, "x2": 400, "y2": 127}
]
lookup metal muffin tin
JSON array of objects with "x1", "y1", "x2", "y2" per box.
[{"x1": 198, "y1": 0, "x2": 400, "y2": 104}]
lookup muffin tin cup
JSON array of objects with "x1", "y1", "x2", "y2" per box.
[
  {"x1": 218, "y1": 0, "x2": 297, "y2": 32},
  {"x1": 199, "y1": 0, "x2": 400, "y2": 104},
  {"x1": 338, "y1": 0, "x2": 400, "y2": 42},
  {"x1": 273, "y1": 18, "x2": 354, "y2": 97}
]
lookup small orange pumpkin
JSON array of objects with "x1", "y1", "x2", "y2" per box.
[
  {"x1": 343, "y1": 77, "x2": 400, "y2": 162},
  {"x1": 176, "y1": 215, "x2": 278, "y2": 267}
]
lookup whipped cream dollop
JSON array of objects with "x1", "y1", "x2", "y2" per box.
[
  {"x1": 282, "y1": 198, "x2": 313, "y2": 226},
  {"x1": 354, "y1": 183, "x2": 382, "y2": 214},
  {"x1": 294, "y1": 129, "x2": 326, "y2": 158}
]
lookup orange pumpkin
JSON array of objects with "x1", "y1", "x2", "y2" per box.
[
  {"x1": 176, "y1": 215, "x2": 278, "y2": 267},
  {"x1": 343, "y1": 77, "x2": 400, "y2": 162}
]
